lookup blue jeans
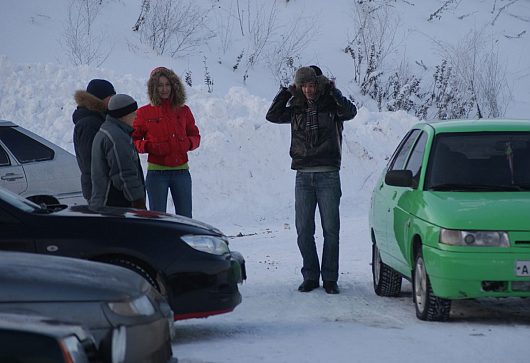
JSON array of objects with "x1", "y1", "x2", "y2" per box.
[
  {"x1": 146, "y1": 169, "x2": 192, "y2": 217},
  {"x1": 295, "y1": 171, "x2": 342, "y2": 282}
]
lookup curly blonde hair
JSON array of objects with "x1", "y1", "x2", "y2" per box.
[{"x1": 147, "y1": 67, "x2": 186, "y2": 107}]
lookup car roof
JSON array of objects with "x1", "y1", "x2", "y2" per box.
[
  {"x1": 0, "y1": 251, "x2": 148, "y2": 302},
  {"x1": 415, "y1": 119, "x2": 530, "y2": 133},
  {"x1": 0, "y1": 120, "x2": 17, "y2": 127},
  {"x1": 0, "y1": 313, "x2": 92, "y2": 341}
]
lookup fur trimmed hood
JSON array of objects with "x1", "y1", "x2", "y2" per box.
[
  {"x1": 147, "y1": 67, "x2": 186, "y2": 107},
  {"x1": 74, "y1": 90, "x2": 107, "y2": 113},
  {"x1": 289, "y1": 75, "x2": 332, "y2": 108}
]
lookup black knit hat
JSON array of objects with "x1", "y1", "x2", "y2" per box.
[
  {"x1": 86, "y1": 79, "x2": 116, "y2": 100},
  {"x1": 309, "y1": 65, "x2": 323, "y2": 76},
  {"x1": 294, "y1": 67, "x2": 317, "y2": 87},
  {"x1": 108, "y1": 94, "x2": 138, "y2": 118}
]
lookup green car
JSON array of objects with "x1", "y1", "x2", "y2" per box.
[{"x1": 369, "y1": 119, "x2": 530, "y2": 321}]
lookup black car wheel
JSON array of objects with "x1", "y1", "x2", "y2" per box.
[
  {"x1": 106, "y1": 258, "x2": 160, "y2": 291},
  {"x1": 413, "y1": 250, "x2": 451, "y2": 321},
  {"x1": 27, "y1": 195, "x2": 60, "y2": 207},
  {"x1": 372, "y1": 242, "x2": 402, "y2": 297}
]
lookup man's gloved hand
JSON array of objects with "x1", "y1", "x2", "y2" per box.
[
  {"x1": 288, "y1": 84, "x2": 297, "y2": 95},
  {"x1": 131, "y1": 198, "x2": 147, "y2": 210}
]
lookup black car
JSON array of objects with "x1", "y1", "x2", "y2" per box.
[
  {"x1": 0, "y1": 251, "x2": 175, "y2": 363},
  {"x1": 0, "y1": 313, "x2": 108, "y2": 363},
  {"x1": 0, "y1": 187, "x2": 246, "y2": 320}
]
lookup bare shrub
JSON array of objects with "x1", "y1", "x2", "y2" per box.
[
  {"x1": 265, "y1": 16, "x2": 315, "y2": 84},
  {"x1": 132, "y1": 0, "x2": 150, "y2": 31},
  {"x1": 246, "y1": 1, "x2": 278, "y2": 68},
  {"x1": 214, "y1": 0, "x2": 314, "y2": 83},
  {"x1": 346, "y1": 1, "x2": 400, "y2": 97},
  {"x1": 438, "y1": 29, "x2": 509, "y2": 118},
  {"x1": 138, "y1": 0, "x2": 215, "y2": 57},
  {"x1": 62, "y1": 0, "x2": 111, "y2": 66},
  {"x1": 427, "y1": 0, "x2": 460, "y2": 22}
]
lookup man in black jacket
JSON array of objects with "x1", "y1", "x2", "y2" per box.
[
  {"x1": 72, "y1": 79, "x2": 116, "y2": 201},
  {"x1": 266, "y1": 66, "x2": 357, "y2": 294}
]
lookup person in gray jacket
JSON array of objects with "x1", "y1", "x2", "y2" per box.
[{"x1": 90, "y1": 94, "x2": 146, "y2": 210}]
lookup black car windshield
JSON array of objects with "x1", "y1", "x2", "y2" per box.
[
  {"x1": 0, "y1": 187, "x2": 41, "y2": 212},
  {"x1": 426, "y1": 131, "x2": 530, "y2": 192}
]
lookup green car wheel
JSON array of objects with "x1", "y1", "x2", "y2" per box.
[{"x1": 413, "y1": 250, "x2": 451, "y2": 321}]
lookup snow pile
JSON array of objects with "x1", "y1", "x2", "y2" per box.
[{"x1": 0, "y1": 56, "x2": 417, "y2": 229}]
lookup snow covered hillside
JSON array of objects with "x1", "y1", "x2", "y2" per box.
[
  {"x1": 2, "y1": 0, "x2": 528, "y2": 227},
  {"x1": 0, "y1": 55, "x2": 416, "y2": 228}
]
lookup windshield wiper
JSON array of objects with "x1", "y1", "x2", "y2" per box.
[
  {"x1": 429, "y1": 183, "x2": 529, "y2": 191},
  {"x1": 428, "y1": 183, "x2": 469, "y2": 191}
]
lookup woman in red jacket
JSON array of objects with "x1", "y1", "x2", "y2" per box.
[{"x1": 133, "y1": 67, "x2": 200, "y2": 216}]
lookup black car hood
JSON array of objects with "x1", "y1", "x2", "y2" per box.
[
  {"x1": 59, "y1": 205, "x2": 223, "y2": 235},
  {"x1": 0, "y1": 252, "x2": 149, "y2": 302}
]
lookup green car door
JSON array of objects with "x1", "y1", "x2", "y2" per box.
[{"x1": 385, "y1": 130, "x2": 429, "y2": 276}]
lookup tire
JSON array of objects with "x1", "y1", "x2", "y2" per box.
[
  {"x1": 27, "y1": 195, "x2": 60, "y2": 207},
  {"x1": 413, "y1": 250, "x2": 451, "y2": 321},
  {"x1": 372, "y1": 242, "x2": 402, "y2": 297},
  {"x1": 106, "y1": 258, "x2": 160, "y2": 291}
]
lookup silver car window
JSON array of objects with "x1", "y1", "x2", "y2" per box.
[{"x1": 0, "y1": 128, "x2": 54, "y2": 163}]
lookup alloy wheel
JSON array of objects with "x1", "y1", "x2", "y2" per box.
[{"x1": 414, "y1": 256, "x2": 427, "y2": 314}]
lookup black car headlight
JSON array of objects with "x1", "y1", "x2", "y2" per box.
[
  {"x1": 440, "y1": 229, "x2": 509, "y2": 247},
  {"x1": 181, "y1": 235, "x2": 230, "y2": 255},
  {"x1": 107, "y1": 295, "x2": 155, "y2": 317}
]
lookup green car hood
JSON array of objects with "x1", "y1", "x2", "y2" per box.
[{"x1": 415, "y1": 192, "x2": 530, "y2": 230}]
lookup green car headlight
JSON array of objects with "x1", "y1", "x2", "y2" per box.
[
  {"x1": 440, "y1": 229, "x2": 509, "y2": 247},
  {"x1": 108, "y1": 295, "x2": 155, "y2": 316},
  {"x1": 181, "y1": 235, "x2": 230, "y2": 255}
]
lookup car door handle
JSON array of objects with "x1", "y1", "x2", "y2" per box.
[{"x1": 1, "y1": 173, "x2": 25, "y2": 181}]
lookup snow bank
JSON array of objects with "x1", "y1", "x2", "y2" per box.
[{"x1": 0, "y1": 56, "x2": 417, "y2": 229}]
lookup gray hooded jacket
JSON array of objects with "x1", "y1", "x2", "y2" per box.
[{"x1": 90, "y1": 116, "x2": 145, "y2": 209}]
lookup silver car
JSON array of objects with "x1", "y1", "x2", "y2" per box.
[
  {"x1": 0, "y1": 251, "x2": 176, "y2": 363},
  {"x1": 0, "y1": 120, "x2": 84, "y2": 206}
]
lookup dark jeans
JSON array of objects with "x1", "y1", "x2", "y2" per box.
[
  {"x1": 146, "y1": 169, "x2": 192, "y2": 217},
  {"x1": 295, "y1": 171, "x2": 342, "y2": 282}
]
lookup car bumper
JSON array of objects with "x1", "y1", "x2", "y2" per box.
[
  {"x1": 94, "y1": 315, "x2": 173, "y2": 363},
  {"x1": 424, "y1": 245, "x2": 530, "y2": 299},
  {"x1": 166, "y1": 251, "x2": 246, "y2": 320},
  {"x1": 55, "y1": 191, "x2": 85, "y2": 206}
]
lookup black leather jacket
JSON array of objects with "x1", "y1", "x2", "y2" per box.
[{"x1": 266, "y1": 80, "x2": 357, "y2": 170}]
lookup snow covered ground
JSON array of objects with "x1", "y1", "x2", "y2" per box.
[
  {"x1": 174, "y1": 216, "x2": 530, "y2": 363},
  {"x1": 1, "y1": 0, "x2": 530, "y2": 362}
]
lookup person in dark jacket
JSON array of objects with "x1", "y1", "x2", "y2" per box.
[
  {"x1": 266, "y1": 66, "x2": 357, "y2": 294},
  {"x1": 72, "y1": 79, "x2": 116, "y2": 201},
  {"x1": 90, "y1": 94, "x2": 146, "y2": 210}
]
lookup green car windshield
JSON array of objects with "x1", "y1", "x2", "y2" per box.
[{"x1": 426, "y1": 132, "x2": 530, "y2": 191}]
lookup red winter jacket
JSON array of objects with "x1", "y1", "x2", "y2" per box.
[{"x1": 132, "y1": 99, "x2": 200, "y2": 167}]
